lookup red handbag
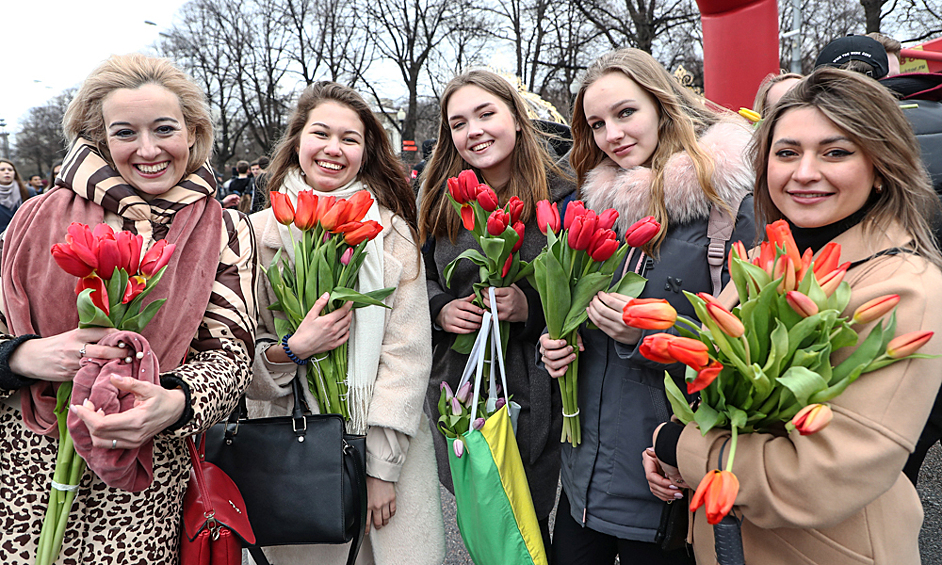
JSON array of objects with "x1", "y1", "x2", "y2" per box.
[{"x1": 180, "y1": 436, "x2": 256, "y2": 565}]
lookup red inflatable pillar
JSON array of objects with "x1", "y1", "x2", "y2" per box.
[{"x1": 696, "y1": 0, "x2": 780, "y2": 111}]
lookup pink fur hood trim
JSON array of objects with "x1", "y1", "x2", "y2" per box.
[{"x1": 580, "y1": 120, "x2": 755, "y2": 233}]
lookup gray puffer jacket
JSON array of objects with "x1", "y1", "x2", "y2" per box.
[{"x1": 563, "y1": 121, "x2": 757, "y2": 541}]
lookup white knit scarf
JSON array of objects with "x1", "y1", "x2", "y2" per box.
[
  {"x1": 276, "y1": 170, "x2": 385, "y2": 435},
  {"x1": 0, "y1": 181, "x2": 22, "y2": 211}
]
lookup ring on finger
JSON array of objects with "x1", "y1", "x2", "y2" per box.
[
  {"x1": 79, "y1": 344, "x2": 87, "y2": 358},
  {"x1": 111, "y1": 439, "x2": 117, "y2": 450}
]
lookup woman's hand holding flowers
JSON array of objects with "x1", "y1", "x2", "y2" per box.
[
  {"x1": 481, "y1": 284, "x2": 528, "y2": 323},
  {"x1": 9, "y1": 327, "x2": 124, "y2": 382},
  {"x1": 588, "y1": 291, "x2": 643, "y2": 345},
  {"x1": 437, "y1": 295, "x2": 485, "y2": 334},
  {"x1": 267, "y1": 293, "x2": 353, "y2": 363},
  {"x1": 539, "y1": 333, "x2": 584, "y2": 378}
]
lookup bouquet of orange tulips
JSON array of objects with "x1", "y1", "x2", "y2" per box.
[
  {"x1": 627, "y1": 220, "x2": 934, "y2": 551},
  {"x1": 39, "y1": 223, "x2": 175, "y2": 565},
  {"x1": 267, "y1": 189, "x2": 394, "y2": 418},
  {"x1": 530, "y1": 201, "x2": 660, "y2": 445}
]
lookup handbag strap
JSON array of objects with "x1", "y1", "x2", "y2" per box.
[
  {"x1": 344, "y1": 439, "x2": 368, "y2": 565},
  {"x1": 185, "y1": 436, "x2": 220, "y2": 531}
]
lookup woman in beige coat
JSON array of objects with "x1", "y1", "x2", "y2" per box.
[
  {"x1": 647, "y1": 68, "x2": 942, "y2": 565},
  {"x1": 245, "y1": 83, "x2": 445, "y2": 565}
]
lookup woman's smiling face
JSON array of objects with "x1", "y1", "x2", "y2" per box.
[
  {"x1": 296, "y1": 101, "x2": 364, "y2": 192},
  {"x1": 767, "y1": 107, "x2": 876, "y2": 228},
  {"x1": 102, "y1": 83, "x2": 194, "y2": 198},
  {"x1": 446, "y1": 84, "x2": 520, "y2": 187}
]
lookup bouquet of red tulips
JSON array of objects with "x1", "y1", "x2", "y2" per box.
[
  {"x1": 530, "y1": 201, "x2": 660, "y2": 445},
  {"x1": 628, "y1": 220, "x2": 934, "y2": 533},
  {"x1": 442, "y1": 169, "x2": 532, "y2": 355},
  {"x1": 267, "y1": 189, "x2": 394, "y2": 418},
  {"x1": 39, "y1": 222, "x2": 175, "y2": 565}
]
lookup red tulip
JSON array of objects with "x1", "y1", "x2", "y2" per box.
[
  {"x1": 294, "y1": 190, "x2": 319, "y2": 231},
  {"x1": 706, "y1": 302, "x2": 744, "y2": 338},
  {"x1": 320, "y1": 199, "x2": 351, "y2": 232},
  {"x1": 460, "y1": 205, "x2": 475, "y2": 231},
  {"x1": 639, "y1": 333, "x2": 675, "y2": 364},
  {"x1": 92, "y1": 223, "x2": 115, "y2": 241},
  {"x1": 140, "y1": 240, "x2": 176, "y2": 278},
  {"x1": 729, "y1": 240, "x2": 748, "y2": 274},
  {"x1": 536, "y1": 200, "x2": 560, "y2": 234},
  {"x1": 97, "y1": 237, "x2": 122, "y2": 280},
  {"x1": 487, "y1": 210, "x2": 510, "y2": 236},
  {"x1": 785, "y1": 291, "x2": 818, "y2": 318},
  {"x1": 567, "y1": 212, "x2": 599, "y2": 250},
  {"x1": 511, "y1": 222, "x2": 525, "y2": 253},
  {"x1": 588, "y1": 229, "x2": 619, "y2": 262},
  {"x1": 77, "y1": 275, "x2": 109, "y2": 316},
  {"x1": 812, "y1": 242, "x2": 842, "y2": 277},
  {"x1": 457, "y1": 169, "x2": 479, "y2": 200},
  {"x1": 766, "y1": 220, "x2": 802, "y2": 267},
  {"x1": 51, "y1": 243, "x2": 96, "y2": 278},
  {"x1": 852, "y1": 294, "x2": 900, "y2": 324},
  {"x1": 64, "y1": 223, "x2": 99, "y2": 269},
  {"x1": 598, "y1": 208, "x2": 619, "y2": 231},
  {"x1": 314, "y1": 195, "x2": 336, "y2": 225},
  {"x1": 690, "y1": 470, "x2": 739, "y2": 525},
  {"x1": 343, "y1": 220, "x2": 383, "y2": 245},
  {"x1": 791, "y1": 403, "x2": 832, "y2": 435},
  {"x1": 502, "y1": 254, "x2": 514, "y2": 277},
  {"x1": 115, "y1": 230, "x2": 143, "y2": 275},
  {"x1": 688, "y1": 360, "x2": 723, "y2": 394},
  {"x1": 345, "y1": 190, "x2": 374, "y2": 223},
  {"x1": 563, "y1": 200, "x2": 587, "y2": 230},
  {"x1": 270, "y1": 191, "x2": 295, "y2": 225},
  {"x1": 477, "y1": 187, "x2": 499, "y2": 212},
  {"x1": 624, "y1": 216, "x2": 660, "y2": 247},
  {"x1": 506, "y1": 196, "x2": 524, "y2": 224},
  {"x1": 123, "y1": 276, "x2": 146, "y2": 304},
  {"x1": 447, "y1": 176, "x2": 464, "y2": 203},
  {"x1": 887, "y1": 331, "x2": 934, "y2": 359},
  {"x1": 754, "y1": 241, "x2": 776, "y2": 274},
  {"x1": 623, "y1": 298, "x2": 677, "y2": 330}
]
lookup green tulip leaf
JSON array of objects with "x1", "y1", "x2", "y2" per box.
[
  {"x1": 610, "y1": 271, "x2": 647, "y2": 297},
  {"x1": 539, "y1": 252, "x2": 571, "y2": 337},
  {"x1": 77, "y1": 289, "x2": 114, "y2": 329},
  {"x1": 831, "y1": 316, "x2": 886, "y2": 382},
  {"x1": 694, "y1": 401, "x2": 723, "y2": 434},
  {"x1": 762, "y1": 320, "x2": 789, "y2": 378},
  {"x1": 273, "y1": 316, "x2": 294, "y2": 341},
  {"x1": 664, "y1": 372, "x2": 695, "y2": 424},
  {"x1": 777, "y1": 365, "x2": 828, "y2": 406},
  {"x1": 559, "y1": 272, "x2": 611, "y2": 336},
  {"x1": 451, "y1": 332, "x2": 476, "y2": 354},
  {"x1": 331, "y1": 287, "x2": 395, "y2": 309},
  {"x1": 444, "y1": 249, "x2": 489, "y2": 288}
]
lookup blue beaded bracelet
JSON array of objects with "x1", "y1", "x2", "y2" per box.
[{"x1": 281, "y1": 334, "x2": 309, "y2": 365}]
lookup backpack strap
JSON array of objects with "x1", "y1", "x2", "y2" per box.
[{"x1": 707, "y1": 192, "x2": 747, "y2": 296}]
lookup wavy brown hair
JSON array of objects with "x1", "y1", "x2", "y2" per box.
[
  {"x1": 752, "y1": 67, "x2": 942, "y2": 268},
  {"x1": 753, "y1": 72, "x2": 803, "y2": 117},
  {"x1": 418, "y1": 69, "x2": 564, "y2": 244},
  {"x1": 570, "y1": 48, "x2": 733, "y2": 253},
  {"x1": 266, "y1": 82, "x2": 417, "y2": 230},
  {"x1": 63, "y1": 53, "x2": 213, "y2": 175},
  {"x1": 0, "y1": 159, "x2": 30, "y2": 202}
]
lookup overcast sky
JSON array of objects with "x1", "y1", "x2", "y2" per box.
[{"x1": 3, "y1": 0, "x2": 189, "y2": 140}]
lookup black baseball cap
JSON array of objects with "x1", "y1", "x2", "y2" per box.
[{"x1": 814, "y1": 35, "x2": 890, "y2": 79}]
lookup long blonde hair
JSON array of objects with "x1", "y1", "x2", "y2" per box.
[
  {"x1": 753, "y1": 67, "x2": 942, "y2": 268},
  {"x1": 571, "y1": 48, "x2": 730, "y2": 253},
  {"x1": 418, "y1": 69, "x2": 563, "y2": 244}
]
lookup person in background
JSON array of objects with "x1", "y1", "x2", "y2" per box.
[
  {"x1": 540, "y1": 47, "x2": 756, "y2": 565},
  {"x1": 868, "y1": 32, "x2": 903, "y2": 77},
  {"x1": 0, "y1": 52, "x2": 256, "y2": 564},
  {"x1": 47, "y1": 162, "x2": 62, "y2": 194},
  {"x1": 418, "y1": 68, "x2": 574, "y2": 561},
  {"x1": 648, "y1": 67, "x2": 942, "y2": 565},
  {"x1": 815, "y1": 35, "x2": 890, "y2": 80},
  {"x1": 246, "y1": 81, "x2": 445, "y2": 565},
  {"x1": 0, "y1": 159, "x2": 32, "y2": 233},
  {"x1": 753, "y1": 72, "x2": 803, "y2": 117},
  {"x1": 27, "y1": 175, "x2": 43, "y2": 195},
  {"x1": 248, "y1": 155, "x2": 270, "y2": 213}
]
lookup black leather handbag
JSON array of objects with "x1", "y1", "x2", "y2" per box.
[{"x1": 203, "y1": 377, "x2": 367, "y2": 565}]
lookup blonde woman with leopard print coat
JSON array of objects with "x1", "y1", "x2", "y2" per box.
[{"x1": 0, "y1": 54, "x2": 256, "y2": 564}]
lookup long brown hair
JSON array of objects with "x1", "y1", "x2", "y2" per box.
[
  {"x1": 0, "y1": 159, "x2": 30, "y2": 202},
  {"x1": 752, "y1": 67, "x2": 942, "y2": 268},
  {"x1": 266, "y1": 82, "x2": 417, "y2": 230},
  {"x1": 570, "y1": 48, "x2": 732, "y2": 253},
  {"x1": 418, "y1": 69, "x2": 563, "y2": 244}
]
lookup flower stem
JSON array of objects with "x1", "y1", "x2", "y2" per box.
[{"x1": 726, "y1": 426, "x2": 738, "y2": 472}]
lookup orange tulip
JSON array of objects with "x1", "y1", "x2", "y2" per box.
[
  {"x1": 887, "y1": 331, "x2": 934, "y2": 359},
  {"x1": 688, "y1": 360, "x2": 723, "y2": 394},
  {"x1": 623, "y1": 298, "x2": 677, "y2": 330},
  {"x1": 314, "y1": 195, "x2": 336, "y2": 225},
  {"x1": 345, "y1": 190, "x2": 374, "y2": 223},
  {"x1": 766, "y1": 219, "x2": 802, "y2": 267},
  {"x1": 639, "y1": 334, "x2": 676, "y2": 364},
  {"x1": 797, "y1": 248, "x2": 813, "y2": 281},
  {"x1": 818, "y1": 265, "x2": 848, "y2": 297},
  {"x1": 729, "y1": 240, "x2": 748, "y2": 274},
  {"x1": 773, "y1": 255, "x2": 797, "y2": 293},
  {"x1": 706, "y1": 302, "x2": 744, "y2": 338},
  {"x1": 791, "y1": 403, "x2": 833, "y2": 435},
  {"x1": 690, "y1": 470, "x2": 739, "y2": 525},
  {"x1": 852, "y1": 294, "x2": 900, "y2": 324},
  {"x1": 320, "y1": 199, "x2": 350, "y2": 232},
  {"x1": 812, "y1": 242, "x2": 842, "y2": 277},
  {"x1": 294, "y1": 190, "x2": 318, "y2": 231},
  {"x1": 785, "y1": 291, "x2": 818, "y2": 318},
  {"x1": 640, "y1": 334, "x2": 710, "y2": 369},
  {"x1": 270, "y1": 191, "x2": 295, "y2": 225},
  {"x1": 754, "y1": 241, "x2": 776, "y2": 274},
  {"x1": 696, "y1": 292, "x2": 721, "y2": 307},
  {"x1": 343, "y1": 220, "x2": 383, "y2": 245}
]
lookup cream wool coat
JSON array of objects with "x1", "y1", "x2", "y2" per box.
[
  {"x1": 678, "y1": 221, "x2": 942, "y2": 565},
  {"x1": 245, "y1": 206, "x2": 445, "y2": 565}
]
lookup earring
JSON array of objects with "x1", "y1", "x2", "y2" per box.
[
  {"x1": 300, "y1": 170, "x2": 306, "y2": 176},
  {"x1": 875, "y1": 183, "x2": 883, "y2": 193}
]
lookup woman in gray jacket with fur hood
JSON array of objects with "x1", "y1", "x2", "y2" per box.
[{"x1": 540, "y1": 48, "x2": 756, "y2": 565}]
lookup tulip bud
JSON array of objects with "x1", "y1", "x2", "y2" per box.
[
  {"x1": 785, "y1": 291, "x2": 818, "y2": 318},
  {"x1": 487, "y1": 210, "x2": 510, "y2": 236},
  {"x1": 622, "y1": 298, "x2": 677, "y2": 330},
  {"x1": 818, "y1": 265, "x2": 848, "y2": 297},
  {"x1": 598, "y1": 208, "x2": 619, "y2": 231},
  {"x1": 270, "y1": 191, "x2": 296, "y2": 225},
  {"x1": 624, "y1": 216, "x2": 660, "y2": 247},
  {"x1": 447, "y1": 176, "x2": 464, "y2": 203},
  {"x1": 687, "y1": 360, "x2": 723, "y2": 394},
  {"x1": 567, "y1": 212, "x2": 598, "y2": 251},
  {"x1": 457, "y1": 169, "x2": 479, "y2": 201},
  {"x1": 696, "y1": 292, "x2": 720, "y2": 307},
  {"x1": 506, "y1": 196, "x2": 524, "y2": 224},
  {"x1": 511, "y1": 222, "x2": 525, "y2": 253},
  {"x1": 755, "y1": 241, "x2": 776, "y2": 275},
  {"x1": 502, "y1": 253, "x2": 514, "y2": 278},
  {"x1": 471, "y1": 418, "x2": 486, "y2": 430},
  {"x1": 690, "y1": 470, "x2": 739, "y2": 525},
  {"x1": 588, "y1": 229, "x2": 619, "y2": 262},
  {"x1": 563, "y1": 201, "x2": 587, "y2": 230},
  {"x1": 728, "y1": 240, "x2": 748, "y2": 274},
  {"x1": 773, "y1": 255, "x2": 797, "y2": 293},
  {"x1": 452, "y1": 438, "x2": 465, "y2": 458},
  {"x1": 294, "y1": 190, "x2": 319, "y2": 231},
  {"x1": 798, "y1": 248, "x2": 813, "y2": 282},
  {"x1": 440, "y1": 381, "x2": 454, "y2": 401},
  {"x1": 494, "y1": 397, "x2": 506, "y2": 410},
  {"x1": 667, "y1": 336, "x2": 711, "y2": 370},
  {"x1": 639, "y1": 334, "x2": 675, "y2": 364},
  {"x1": 706, "y1": 303, "x2": 744, "y2": 338},
  {"x1": 340, "y1": 247, "x2": 354, "y2": 266},
  {"x1": 852, "y1": 294, "x2": 900, "y2": 325},
  {"x1": 812, "y1": 242, "x2": 842, "y2": 278},
  {"x1": 536, "y1": 200, "x2": 560, "y2": 234},
  {"x1": 140, "y1": 240, "x2": 176, "y2": 279},
  {"x1": 791, "y1": 403, "x2": 833, "y2": 435},
  {"x1": 450, "y1": 396, "x2": 463, "y2": 416},
  {"x1": 455, "y1": 382, "x2": 472, "y2": 404},
  {"x1": 766, "y1": 219, "x2": 802, "y2": 267},
  {"x1": 477, "y1": 187, "x2": 499, "y2": 212},
  {"x1": 887, "y1": 331, "x2": 934, "y2": 359}
]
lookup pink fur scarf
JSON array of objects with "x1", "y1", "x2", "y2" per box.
[{"x1": 579, "y1": 120, "x2": 755, "y2": 234}]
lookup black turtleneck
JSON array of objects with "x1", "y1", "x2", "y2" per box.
[{"x1": 788, "y1": 205, "x2": 872, "y2": 254}]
